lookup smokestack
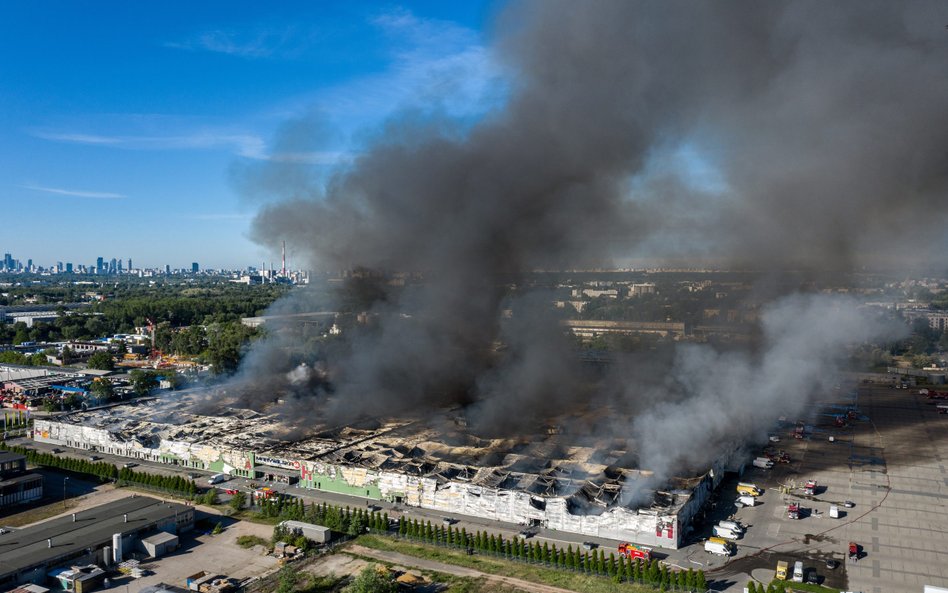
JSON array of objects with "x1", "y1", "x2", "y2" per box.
[{"x1": 282, "y1": 241, "x2": 286, "y2": 277}]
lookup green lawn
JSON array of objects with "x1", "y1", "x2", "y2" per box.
[{"x1": 352, "y1": 534, "x2": 664, "y2": 593}]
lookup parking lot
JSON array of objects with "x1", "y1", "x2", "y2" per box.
[{"x1": 688, "y1": 381, "x2": 948, "y2": 592}]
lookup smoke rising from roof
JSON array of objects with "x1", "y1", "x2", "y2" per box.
[{"x1": 233, "y1": 1, "x2": 945, "y2": 495}]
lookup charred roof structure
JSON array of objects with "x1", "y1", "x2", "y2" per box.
[{"x1": 33, "y1": 395, "x2": 736, "y2": 548}]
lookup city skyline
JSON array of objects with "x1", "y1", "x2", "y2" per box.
[
  {"x1": 0, "y1": 2, "x2": 498, "y2": 269},
  {"x1": 0, "y1": 248, "x2": 305, "y2": 275}
]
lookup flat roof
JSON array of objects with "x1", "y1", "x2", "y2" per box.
[
  {"x1": 0, "y1": 495, "x2": 191, "y2": 578},
  {"x1": 142, "y1": 531, "x2": 178, "y2": 544},
  {"x1": 0, "y1": 451, "x2": 26, "y2": 464},
  {"x1": 0, "y1": 472, "x2": 43, "y2": 486}
]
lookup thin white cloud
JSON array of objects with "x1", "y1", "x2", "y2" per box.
[
  {"x1": 165, "y1": 26, "x2": 309, "y2": 59},
  {"x1": 21, "y1": 184, "x2": 126, "y2": 199},
  {"x1": 32, "y1": 132, "x2": 121, "y2": 145},
  {"x1": 185, "y1": 213, "x2": 254, "y2": 221},
  {"x1": 32, "y1": 128, "x2": 267, "y2": 159},
  {"x1": 277, "y1": 7, "x2": 507, "y2": 127}
]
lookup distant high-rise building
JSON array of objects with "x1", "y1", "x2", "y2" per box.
[
  {"x1": 3, "y1": 253, "x2": 12, "y2": 271},
  {"x1": 165, "y1": 264, "x2": 171, "y2": 274},
  {"x1": 96, "y1": 256, "x2": 104, "y2": 274},
  {"x1": 55, "y1": 261, "x2": 63, "y2": 273},
  {"x1": 117, "y1": 258, "x2": 123, "y2": 272},
  {"x1": 66, "y1": 263, "x2": 73, "y2": 273},
  {"x1": 128, "y1": 258, "x2": 132, "y2": 271},
  {"x1": 191, "y1": 262, "x2": 199, "y2": 273},
  {"x1": 109, "y1": 258, "x2": 117, "y2": 274},
  {"x1": 27, "y1": 259, "x2": 33, "y2": 270}
]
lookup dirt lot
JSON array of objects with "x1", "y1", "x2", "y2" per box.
[{"x1": 108, "y1": 519, "x2": 279, "y2": 592}]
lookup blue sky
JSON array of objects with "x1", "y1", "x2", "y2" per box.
[{"x1": 0, "y1": 1, "x2": 502, "y2": 270}]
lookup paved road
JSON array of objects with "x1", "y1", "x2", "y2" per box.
[{"x1": 347, "y1": 544, "x2": 574, "y2": 593}]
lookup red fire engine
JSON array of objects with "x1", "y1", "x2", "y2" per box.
[
  {"x1": 787, "y1": 503, "x2": 800, "y2": 520},
  {"x1": 803, "y1": 479, "x2": 817, "y2": 495},
  {"x1": 618, "y1": 543, "x2": 651, "y2": 562}
]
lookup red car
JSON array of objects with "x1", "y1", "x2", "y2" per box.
[{"x1": 224, "y1": 488, "x2": 239, "y2": 495}]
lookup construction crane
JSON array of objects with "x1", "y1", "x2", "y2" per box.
[{"x1": 146, "y1": 318, "x2": 158, "y2": 359}]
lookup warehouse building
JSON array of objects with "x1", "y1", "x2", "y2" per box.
[
  {"x1": 0, "y1": 451, "x2": 43, "y2": 510},
  {"x1": 0, "y1": 496, "x2": 194, "y2": 589},
  {"x1": 33, "y1": 397, "x2": 737, "y2": 549}
]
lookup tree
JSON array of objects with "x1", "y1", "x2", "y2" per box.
[
  {"x1": 201, "y1": 489, "x2": 218, "y2": 506},
  {"x1": 348, "y1": 512, "x2": 367, "y2": 536},
  {"x1": 60, "y1": 346, "x2": 75, "y2": 364},
  {"x1": 276, "y1": 566, "x2": 297, "y2": 593},
  {"x1": 86, "y1": 350, "x2": 115, "y2": 371},
  {"x1": 230, "y1": 491, "x2": 246, "y2": 512},
  {"x1": 695, "y1": 570, "x2": 706, "y2": 592},
  {"x1": 130, "y1": 369, "x2": 160, "y2": 396},
  {"x1": 342, "y1": 565, "x2": 397, "y2": 593},
  {"x1": 90, "y1": 378, "x2": 115, "y2": 403}
]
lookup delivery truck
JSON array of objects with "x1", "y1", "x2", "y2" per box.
[{"x1": 736, "y1": 482, "x2": 762, "y2": 496}]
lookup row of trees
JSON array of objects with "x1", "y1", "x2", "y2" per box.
[
  {"x1": 747, "y1": 581, "x2": 791, "y2": 593},
  {"x1": 0, "y1": 442, "x2": 198, "y2": 498},
  {"x1": 117, "y1": 466, "x2": 198, "y2": 497},
  {"x1": 396, "y1": 516, "x2": 707, "y2": 590},
  {"x1": 254, "y1": 496, "x2": 389, "y2": 538}
]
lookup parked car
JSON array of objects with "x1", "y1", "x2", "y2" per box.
[
  {"x1": 518, "y1": 529, "x2": 534, "y2": 539},
  {"x1": 88, "y1": 455, "x2": 100, "y2": 461},
  {"x1": 123, "y1": 462, "x2": 138, "y2": 468},
  {"x1": 581, "y1": 541, "x2": 597, "y2": 550}
]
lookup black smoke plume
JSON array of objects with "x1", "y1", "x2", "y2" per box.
[{"x1": 231, "y1": 1, "x2": 944, "y2": 490}]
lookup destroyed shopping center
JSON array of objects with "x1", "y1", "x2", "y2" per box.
[{"x1": 33, "y1": 396, "x2": 737, "y2": 548}]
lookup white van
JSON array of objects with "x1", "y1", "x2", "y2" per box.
[
  {"x1": 736, "y1": 494, "x2": 757, "y2": 507},
  {"x1": 792, "y1": 561, "x2": 804, "y2": 582},
  {"x1": 704, "y1": 538, "x2": 733, "y2": 556},
  {"x1": 207, "y1": 473, "x2": 227, "y2": 485},
  {"x1": 712, "y1": 525, "x2": 739, "y2": 540},
  {"x1": 753, "y1": 457, "x2": 774, "y2": 469},
  {"x1": 717, "y1": 520, "x2": 744, "y2": 534}
]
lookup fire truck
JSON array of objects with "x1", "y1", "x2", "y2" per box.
[
  {"x1": 803, "y1": 479, "x2": 817, "y2": 496},
  {"x1": 618, "y1": 543, "x2": 651, "y2": 562},
  {"x1": 787, "y1": 503, "x2": 800, "y2": 520}
]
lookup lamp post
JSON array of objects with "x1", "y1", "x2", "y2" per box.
[{"x1": 63, "y1": 477, "x2": 69, "y2": 509}]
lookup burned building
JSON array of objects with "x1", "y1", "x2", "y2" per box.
[{"x1": 33, "y1": 396, "x2": 736, "y2": 549}]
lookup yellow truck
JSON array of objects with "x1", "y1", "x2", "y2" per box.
[
  {"x1": 775, "y1": 560, "x2": 788, "y2": 580},
  {"x1": 736, "y1": 482, "x2": 762, "y2": 497}
]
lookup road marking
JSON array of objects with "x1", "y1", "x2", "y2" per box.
[
  {"x1": 872, "y1": 559, "x2": 880, "y2": 578},
  {"x1": 871, "y1": 517, "x2": 878, "y2": 531},
  {"x1": 871, "y1": 536, "x2": 879, "y2": 552}
]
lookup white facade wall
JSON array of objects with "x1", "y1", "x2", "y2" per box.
[{"x1": 34, "y1": 419, "x2": 689, "y2": 548}]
